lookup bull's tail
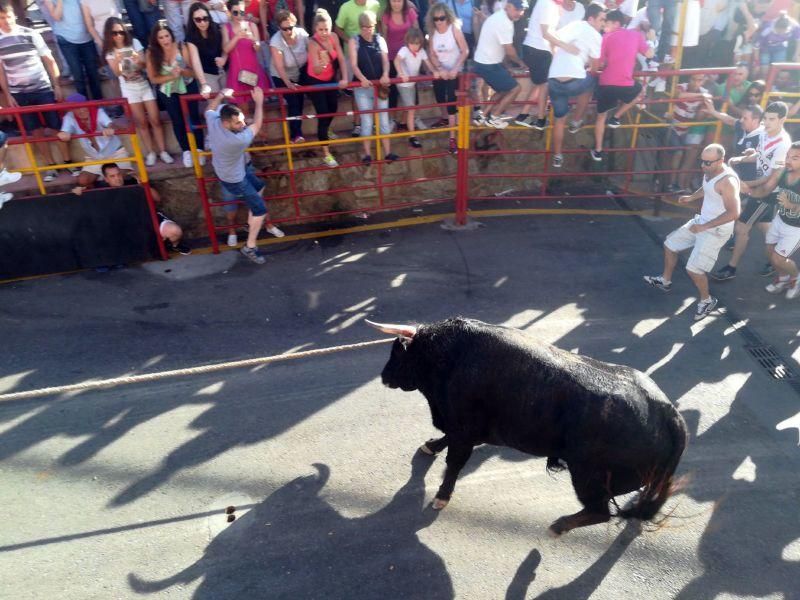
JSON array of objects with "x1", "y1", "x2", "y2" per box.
[{"x1": 618, "y1": 411, "x2": 688, "y2": 522}]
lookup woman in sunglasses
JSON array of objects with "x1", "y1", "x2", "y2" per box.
[
  {"x1": 146, "y1": 22, "x2": 204, "y2": 167},
  {"x1": 186, "y1": 2, "x2": 227, "y2": 96},
  {"x1": 104, "y1": 18, "x2": 170, "y2": 166},
  {"x1": 269, "y1": 10, "x2": 309, "y2": 144},
  {"x1": 221, "y1": 0, "x2": 269, "y2": 105}
]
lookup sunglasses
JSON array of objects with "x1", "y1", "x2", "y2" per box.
[
  {"x1": 281, "y1": 25, "x2": 293, "y2": 31},
  {"x1": 231, "y1": 9, "x2": 243, "y2": 15},
  {"x1": 193, "y1": 15, "x2": 210, "y2": 22},
  {"x1": 112, "y1": 30, "x2": 126, "y2": 36},
  {"x1": 433, "y1": 15, "x2": 447, "y2": 21},
  {"x1": 699, "y1": 158, "x2": 721, "y2": 166}
]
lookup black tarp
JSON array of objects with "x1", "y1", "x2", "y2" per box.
[{"x1": 0, "y1": 185, "x2": 160, "y2": 279}]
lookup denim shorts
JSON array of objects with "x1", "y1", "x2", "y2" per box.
[
  {"x1": 547, "y1": 76, "x2": 597, "y2": 119},
  {"x1": 219, "y1": 163, "x2": 268, "y2": 217},
  {"x1": 0, "y1": 130, "x2": 6, "y2": 147},
  {"x1": 472, "y1": 62, "x2": 517, "y2": 93},
  {"x1": 12, "y1": 89, "x2": 61, "y2": 132}
]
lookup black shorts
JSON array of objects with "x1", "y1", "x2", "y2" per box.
[
  {"x1": 522, "y1": 45, "x2": 552, "y2": 85},
  {"x1": 433, "y1": 79, "x2": 458, "y2": 116},
  {"x1": 595, "y1": 82, "x2": 643, "y2": 114},
  {"x1": 12, "y1": 90, "x2": 61, "y2": 132},
  {"x1": 738, "y1": 195, "x2": 775, "y2": 225}
]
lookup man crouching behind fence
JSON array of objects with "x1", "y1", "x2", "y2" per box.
[
  {"x1": 206, "y1": 86, "x2": 284, "y2": 265},
  {"x1": 644, "y1": 143, "x2": 741, "y2": 321}
]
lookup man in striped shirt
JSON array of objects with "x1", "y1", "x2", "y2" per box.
[
  {"x1": 0, "y1": 2, "x2": 66, "y2": 182},
  {"x1": 663, "y1": 73, "x2": 710, "y2": 193},
  {"x1": 712, "y1": 101, "x2": 793, "y2": 282}
]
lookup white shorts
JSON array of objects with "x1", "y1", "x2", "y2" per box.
[
  {"x1": 766, "y1": 214, "x2": 800, "y2": 258},
  {"x1": 397, "y1": 84, "x2": 416, "y2": 107},
  {"x1": 121, "y1": 80, "x2": 156, "y2": 104},
  {"x1": 665, "y1": 215, "x2": 732, "y2": 274},
  {"x1": 82, "y1": 147, "x2": 133, "y2": 176}
]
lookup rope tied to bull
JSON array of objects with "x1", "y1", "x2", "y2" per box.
[{"x1": 0, "y1": 338, "x2": 396, "y2": 402}]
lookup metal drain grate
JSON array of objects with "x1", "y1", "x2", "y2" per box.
[{"x1": 746, "y1": 345, "x2": 797, "y2": 380}]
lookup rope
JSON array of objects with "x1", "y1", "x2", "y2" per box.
[{"x1": 0, "y1": 338, "x2": 395, "y2": 403}]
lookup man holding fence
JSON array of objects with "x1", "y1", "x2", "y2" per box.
[{"x1": 205, "y1": 87, "x2": 284, "y2": 265}]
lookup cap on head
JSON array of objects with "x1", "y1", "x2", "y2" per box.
[
  {"x1": 66, "y1": 93, "x2": 87, "y2": 103},
  {"x1": 506, "y1": 0, "x2": 528, "y2": 10}
]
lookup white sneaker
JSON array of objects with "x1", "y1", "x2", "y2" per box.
[
  {"x1": 0, "y1": 168, "x2": 22, "y2": 187},
  {"x1": 265, "y1": 224, "x2": 285, "y2": 238},
  {"x1": 43, "y1": 169, "x2": 58, "y2": 182},
  {"x1": 414, "y1": 117, "x2": 428, "y2": 130},
  {"x1": 182, "y1": 151, "x2": 193, "y2": 168},
  {"x1": 0, "y1": 191, "x2": 12, "y2": 208},
  {"x1": 227, "y1": 232, "x2": 238, "y2": 247},
  {"x1": 159, "y1": 151, "x2": 174, "y2": 164},
  {"x1": 486, "y1": 115, "x2": 509, "y2": 129},
  {"x1": 766, "y1": 276, "x2": 792, "y2": 294},
  {"x1": 145, "y1": 152, "x2": 157, "y2": 167},
  {"x1": 786, "y1": 278, "x2": 800, "y2": 300}
]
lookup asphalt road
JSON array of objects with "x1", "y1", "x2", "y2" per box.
[{"x1": 1, "y1": 204, "x2": 799, "y2": 599}]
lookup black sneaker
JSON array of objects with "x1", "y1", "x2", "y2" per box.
[
  {"x1": 694, "y1": 296, "x2": 718, "y2": 321},
  {"x1": 362, "y1": 154, "x2": 372, "y2": 165},
  {"x1": 760, "y1": 262, "x2": 776, "y2": 277},
  {"x1": 174, "y1": 241, "x2": 192, "y2": 255},
  {"x1": 590, "y1": 149, "x2": 603, "y2": 162},
  {"x1": 607, "y1": 116, "x2": 621, "y2": 128},
  {"x1": 409, "y1": 136, "x2": 422, "y2": 148},
  {"x1": 514, "y1": 113, "x2": 532, "y2": 127},
  {"x1": 385, "y1": 153, "x2": 399, "y2": 162},
  {"x1": 643, "y1": 275, "x2": 672, "y2": 292},
  {"x1": 240, "y1": 245, "x2": 265, "y2": 264},
  {"x1": 532, "y1": 118, "x2": 547, "y2": 130},
  {"x1": 711, "y1": 265, "x2": 736, "y2": 281}
]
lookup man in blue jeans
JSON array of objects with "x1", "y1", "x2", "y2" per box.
[{"x1": 206, "y1": 86, "x2": 284, "y2": 265}]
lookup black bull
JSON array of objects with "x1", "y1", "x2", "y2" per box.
[{"x1": 368, "y1": 318, "x2": 688, "y2": 536}]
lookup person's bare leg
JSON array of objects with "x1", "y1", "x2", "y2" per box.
[
  {"x1": 493, "y1": 86, "x2": 520, "y2": 117},
  {"x1": 552, "y1": 117, "x2": 566, "y2": 155},
  {"x1": 687, "y1": 269, "x2": 711, "y2": 301},
  {"x1": 572, "y1": 91, "x2": 592, "y2": 123},
  {"x1": 594, "y1": 110, "x2": 608, "y2": 152},
  {"x1": 662, "y1": 245, "x2": 679, "y2": 281},
  {"x1": 615, "y1": 94, "x2": 640, "y2": 120},
  {"x1": 144, "y1": 99, "x2": 167, "y2": 153},
  {"x1": 130, "y1": 102, "x2": 154, "y2": 154},
  {"x1": 247, "y1": 212, "x2": 266, "y2": 247},
  {"x1": 537, "y1": 83, "x2": 548, "y2": 120}
]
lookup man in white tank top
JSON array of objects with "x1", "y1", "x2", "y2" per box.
[{"x1": 644, "y1": 143, "x2": 742, "y2": 321}]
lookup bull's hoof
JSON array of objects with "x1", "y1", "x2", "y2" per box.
[
  {"x1": 432, "y1": 497, "x2": 450, "y2": 510},
  {"x1": 419, "y1": 443, "x2": 437, "y2": 456},
  {"x1": 547, "y1": 517, "x2": 570, "y2": 538},
  {"x1": 547, "y1": 524, "x2": 565, "y2": 538}
]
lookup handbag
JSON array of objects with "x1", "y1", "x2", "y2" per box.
[{"x1": 238, "y1": 69, "x2": 259, "y2": 87}]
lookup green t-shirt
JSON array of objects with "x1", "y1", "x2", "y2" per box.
[{"x1": 335, "y1": 0, "x2": 382, "y2": 39}]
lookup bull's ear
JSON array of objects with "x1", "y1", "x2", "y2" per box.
[{"x1": 365, "y1": 319, "x2": 417, "y2": 339}]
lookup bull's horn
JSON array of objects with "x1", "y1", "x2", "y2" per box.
[{"x1": 365, "y1": 319, "x2": 417, "y2": 338}]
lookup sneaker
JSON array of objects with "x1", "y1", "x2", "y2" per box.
[
  {"x1": 174, "y1": 241, "x2": 192, "y2": 255},
  {"x1": 182, "y1": 151, "x2": 193, "y2": 168},
  {"x1": 766, "y1": 276, "x2": 793, "y2": 294},
  {"x1": 240, "y1": 245, "x2": 265, "y2": 264},
  {"x1": 448, "y1": 137, "x2": 457, "y2": 155},
  {"x1": 786, "y1": 278, "x2": 800, "y2": 299},
  {"x1": 711, "y1": 265, "x2": 736, "y2": 281},
  {"x1": 265, "y1": 224, "x2": 285, "y2": 238},
  {"x1": 227, "y1": 232, "x2": 238, "y2": 247},
  {"x1": 159, "y1": 151, "x2": 174, "y2": 164},
  {"x1": 414, "y1": 117, "x2": 428, "y2": 130},
  {"x1": 607, "y1": 116, "x2": 622, "y2": 129},
  {"x1": 362, "y1": 154, "x2": 372, "y2": 165},
  {"x1": 0, "y1": 168, "x2": 22, "y2": 186},
  {"x1": 408, "y1": 136, "x2": 422, "y2": 149},
  {"x1": 514, "y1": 113, "x2": 532, "y2": 127},
  {"x1": 694, "y1": 296, "x2": 718, "y2": 321},
  {"x1": 760, "y1": 262, "x2": 776, "y2": 277},
  {"x1": 590, "y1": 149, "x2": 603, "y2": 162},
  {"x1": 145, "y1": 152, "x2": 157, "y2": 167},
  {"x1": 328, "y1": 130, "x2": 339, "y2": 140},
  {"x1": 385, "y1": 152, "x2": 399, "y2": 162},
  {"x1": 643, "y1": 275, "x2": 672, "y2": 292},
  {"x1": 67, "y1": 166, "x2": 81, "y2": 177},
  {"x1": 395, "y1": 121, "x2": 408, "y2": 132},
  {"x1": 532, "y1": 118, "x2": 547, "y2": 131},
  {"x1": 567, "y1": 119, "x2": 583, "y2": 134},
  {"x1": 43, "y1": 169, "x2": 58, "y2": 182},
  {"x1": 292, "y1": 136, "x2": 306, "y2": 144},
  {"x1": 552, "y1": 153, "x2": 563, "y2": 168},
  {"x1": 486, "y1": 115, "x2": 509, "y2": 129},
  {"x1": 472, "y1": 110, "x2": 486, "y2": 126},
  {"x1": 352, "y1": 125, "x2": 361, "y2": 137},
  {"x1": 323, "y1": 154, "x2": 339, "y2": 168},
  {"x1": 0, "y1": 191, "x2": 12, "y2": 208}
]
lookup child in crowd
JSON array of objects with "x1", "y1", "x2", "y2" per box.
[
  {"x1": 754, "y1": 11, "x2": 800, "y2": 78},
  {"x1": 394, "y1": 27, "x2": 438, "y2": 148}
]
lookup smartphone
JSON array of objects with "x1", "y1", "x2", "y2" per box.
[{"x1": 240, "y1": 20, "x2": 249, "y2": 33}]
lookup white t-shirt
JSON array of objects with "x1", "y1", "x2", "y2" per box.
[
  {"x1": 61, "y1": 109, "x2": 122, "y2": 159},
  {"x1": 756, "y1": 128, "x2": 792, "y2": 178},
  {"x1": 548, "y1": 20, "x2": 601, "y2": 80},
  {"x1": 474, "y1": 9, "x2": 514, "y2": 64},
  {"x1": 395, "y1": 45, "x2": 428, "y2": 88},
  {"x1": 523, "y1": 0, "x2": 560, "y2": 51},
  {"x1": 627, "y1": 7, "x2": 649, "y2": 30},
  {"x1": 558, "y1": 2, "x2": 585, "y2": 29}
]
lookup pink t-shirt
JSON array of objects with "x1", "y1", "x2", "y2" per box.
[
  {"x1": 598, "y1": 28, "x2": 649, "y2": 87},
  {"x1": 381, "y1": 8, "x2": 418, "y2": 60}
]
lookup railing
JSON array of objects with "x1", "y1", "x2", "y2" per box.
[{"x1": 0, "y1": 97, "x2": 168, "y2": 260}]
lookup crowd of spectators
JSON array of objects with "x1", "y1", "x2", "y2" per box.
[{"x1": 0, "y1": 0, "x2": 798, "y2": 267}]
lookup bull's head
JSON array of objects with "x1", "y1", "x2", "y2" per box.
[{"x1": 366, "y1": 320, "x2": 420, "y2": 391}]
